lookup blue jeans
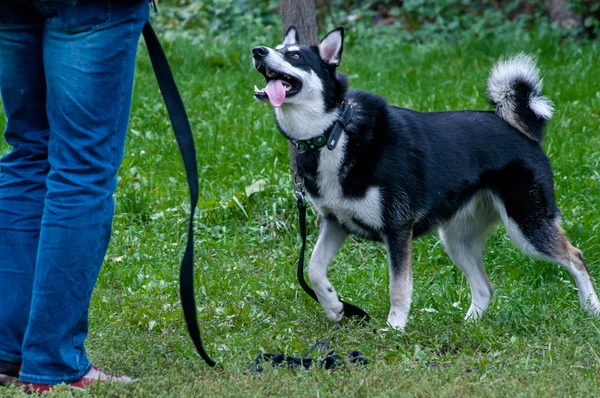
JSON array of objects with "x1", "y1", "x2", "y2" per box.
[{"x1": 0, "y1": 0, "x2": 148, "y2": 384}]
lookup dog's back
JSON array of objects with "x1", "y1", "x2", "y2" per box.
[{"x1": 374, "y1": 105, "x2": 555, "y2": 236}]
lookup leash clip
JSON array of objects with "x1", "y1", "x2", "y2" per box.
[{"x1": 293, "y1": 174, "x2": 305, "y2": 202}]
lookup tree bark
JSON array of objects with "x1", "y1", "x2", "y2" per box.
[
  {"x1": 280, "y1": 0, "x2": 318, "y2": 45},
  {"x1": 280, "y1": 0, "x2": 318, "y2": 178},
  {"x1": 546, "y1": 0, "x2": 581, "y2": 29}
]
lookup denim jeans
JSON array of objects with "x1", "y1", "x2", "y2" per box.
[{"x1": 0, "y1": 0, "x2": 148, "y2": 384}]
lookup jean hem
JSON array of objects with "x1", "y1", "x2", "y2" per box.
[
  {"x1": 0, "y1": 349, "x2": 21, "y2": 364},
  {"x1": 18, "y1": 361, "x2": 92, "y2": 385}
]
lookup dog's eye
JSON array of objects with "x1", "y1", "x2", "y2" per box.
[{"x1": 289, "y1": 52, "x2": 301, "y2": 59}]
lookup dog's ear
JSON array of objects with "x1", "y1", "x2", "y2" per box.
[
  {"x1": 282, "y1": 25, "x2": 299, "y2": 46},
  {"x1": 319, "y1": 27, "x2": 344, "y2": 67}
]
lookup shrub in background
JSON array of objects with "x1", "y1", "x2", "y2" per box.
[{"x1": 154, "y1": 0, "x2": 599, "y2": 41}]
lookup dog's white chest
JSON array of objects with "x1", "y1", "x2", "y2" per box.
[{"x1": 307, "y1": 136, "x2": 383, "y2": 233}]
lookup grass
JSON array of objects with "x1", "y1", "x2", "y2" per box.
[{"x1": 1, "y1": 23, "x2": 600, "y2": 397}]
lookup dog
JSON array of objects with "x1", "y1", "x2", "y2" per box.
[{"x1": 252, "y1": 26, "x2": 600, "y2": 329}]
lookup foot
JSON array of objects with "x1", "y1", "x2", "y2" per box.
[
  {"x1": 387, "y1": 308, "x2": 408, "y2": 330},
  {"x1": 0, "y1": 359, "x2": 20, "y2": 385},
  {"x1": 20, "y1": 365, "x2": 134, "y2": 393},
  {"x1": 583, "y1": 297, "x2": 600, "y2": 316},
  {"x1": 465, "y1": 303, "x2": 486, "y2": 320},
  {"x1": 322, "y1": 298, "x2": 344, "y2": 324}
]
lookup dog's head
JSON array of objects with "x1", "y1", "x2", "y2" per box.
[{"x1": 252, "y1": 26, "x2": 346, "y2": 111}]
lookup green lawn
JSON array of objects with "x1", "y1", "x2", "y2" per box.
[{"x1": 2, "y1": 25, "x2": 600, "y2": 397}]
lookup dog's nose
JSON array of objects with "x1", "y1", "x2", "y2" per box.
[{"x1": 252, "y1": 46, "x2": 269, "y2": 59}]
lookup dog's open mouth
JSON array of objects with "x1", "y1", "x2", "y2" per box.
[{"x1": 254, "y1": 63, "x2": 302, "y2": 107}]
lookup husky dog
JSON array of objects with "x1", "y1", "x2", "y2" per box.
[{"x1": 252, "y1": 26, "x2": 600, "y2": 329}]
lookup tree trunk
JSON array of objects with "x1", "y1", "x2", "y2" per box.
[
  {"x1": 280, "y1": 0, "x2": 318, "y2": 45},
  {"x1": 280, "y1": 0, "x2": 318, "y2": 178},
  {"x1": 546, "y1": 0, "x2": 581, "y2": 28}
]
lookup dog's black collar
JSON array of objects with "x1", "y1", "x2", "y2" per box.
[{"x1": 290, "y1": 102, "x2": 353, "y2": 152}]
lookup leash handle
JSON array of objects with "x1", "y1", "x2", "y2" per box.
[
  {"x1": 142, "y1": 22, "x2": 217, "y2": 367},
  {"x1": 295, "y1": 190, "x2": 370, "y2": 322}
]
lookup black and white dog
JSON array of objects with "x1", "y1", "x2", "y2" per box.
[{"x1": 252, "y1": 26, "x2": 600, "y2": 329}]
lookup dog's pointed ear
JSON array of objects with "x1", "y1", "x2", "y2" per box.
[
  {"x1": 319, "y1": 27, "x2": 344, "y2": 67},
  {"x1": 282, "y1": 25, "x2": 299, "y2": 46}
]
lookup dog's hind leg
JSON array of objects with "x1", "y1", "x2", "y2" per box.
[
  {"x1": 491, "y1": 163, "x2": 600, "y2": 314},
  {"x1": 498, "y1": 209, "x2": 600, "y2": 314},
  {"x1": 439, "y1": 193, "x2": 499, "y2": 319},
  {"x1": 308, "y1": 218, "x2": 348, "y2": 323},
  {"x1": 385, "y1": 228, "x2": 413, "y2": 330},
  {"x1": 542, "y1": 230, "x2": 600, "y2": 314}
]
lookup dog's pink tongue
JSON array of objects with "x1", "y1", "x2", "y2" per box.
[{"x1": 265, "y1": 79, "x2": 286, "y2": 108}]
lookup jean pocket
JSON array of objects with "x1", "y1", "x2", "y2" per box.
[{"x1": 43, "y1": 0, "x2": 111, "y2": 33}]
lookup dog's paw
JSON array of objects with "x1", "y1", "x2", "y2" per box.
[
  {"x1": 465, "y1": 305, "x2": 485, "y2": 321},
  {"x1": 584, "y1": 300, "x2": 600, "y2": 317},
  {"x1": 386, "y1": 310, "x2": 408, "y2": 331},
  {"x1": 323, "y1": 300, "x2": 344, "y2": 324}
]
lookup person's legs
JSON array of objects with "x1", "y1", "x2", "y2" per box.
[
  {"x1": 0, "y1": 3, "x2": 48, "y2": 368},
  {"x1": 17, "y1": 0, "x2": 149, "y2": 385}
]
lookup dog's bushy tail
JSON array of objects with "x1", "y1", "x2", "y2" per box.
[{"x1": 487, "y1": 54, "x2": 553, "y2": 142}]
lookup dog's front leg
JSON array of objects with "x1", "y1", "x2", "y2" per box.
[
  {"x1": 308, "y1": 218, "x2": 348, "y2": 324},
  {"x1": 385, "y1": 228, "x2": 413, "y2": 330}
]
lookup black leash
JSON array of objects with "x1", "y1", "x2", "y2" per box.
[
  {"x1": 142, "y1": 20, "x2": 366, "y2": 368},
  {"x1": 247, "y1": 342, "x2": 368, "y2": 374},
  {"x1": 294, "y1": 107, "x2": 370, "y2": 321},
  {"x1": 295, "y1": 193, "x2": 370, "y2": 321},
  {"x1": 142, "y1": 21, "x2": 217, "y2": 368}
]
